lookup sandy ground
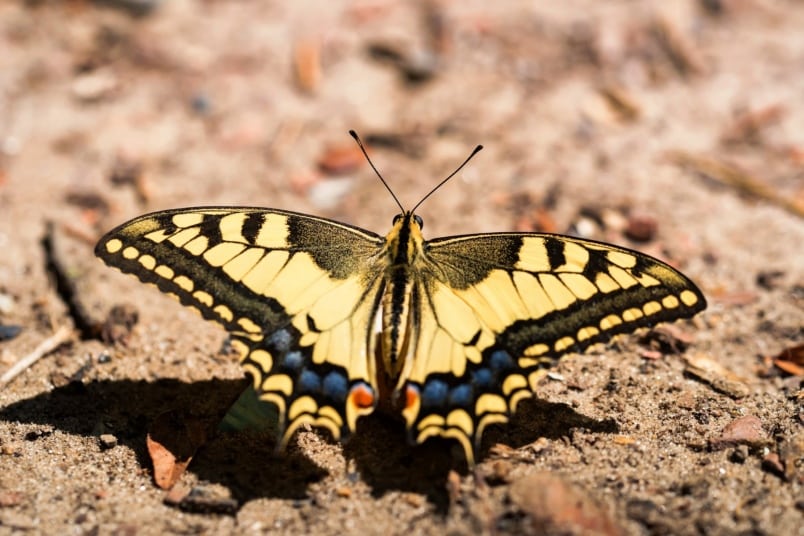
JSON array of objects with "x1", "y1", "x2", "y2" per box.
[{"x1": 1, "y1": 1, "x2": 803, "y2": 534}]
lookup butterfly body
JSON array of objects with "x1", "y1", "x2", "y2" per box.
[{"x1": 97, "y1": 202, "x2": 705, "y2": 466}]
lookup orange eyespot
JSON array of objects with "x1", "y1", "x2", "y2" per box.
[
  {"x1": 405, "y1": 384, "x2": 419, "y2": 410},
  {"x1": 350, "y1": 384, "x2": 375, "y2": 409}
]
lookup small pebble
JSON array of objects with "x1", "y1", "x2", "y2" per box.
[
  {"x1": 710, "y1": 415, "x2": 769, "y2": 450},
  {"x1": 729, "y1": 444, "x2": 749, "y2": 464},
  {"x1": 761, "y1": 453, "x2": 785, "y2": 478},
  {"x1": 176, "y1": 485, "x2": 238, "y2": 515},
  {"x1": 99, "y1": 434, "x2": 118, "y2": 450},
  {"x1": 486, "y1": 459, "x2": 514, "y2": 484}
]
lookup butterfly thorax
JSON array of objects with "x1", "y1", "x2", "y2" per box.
[{"x1": 379, "y1": 213, "x2": 425, "y2": 380}]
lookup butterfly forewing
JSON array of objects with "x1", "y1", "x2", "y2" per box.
[
  {"x1": 400, "y1": 233, "x2": 706, "y2": 462},
  {"x1": 95, "y1": 207, "x2": 386, "y2": 443}
]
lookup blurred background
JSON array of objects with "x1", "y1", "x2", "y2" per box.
[{"x1": 1, "y1": 1, "x2": 802, "y2": 534}]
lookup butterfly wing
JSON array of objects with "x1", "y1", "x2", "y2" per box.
[
  {"x1": 95, "y1": 207, "x2": 386, "y2": 444},
  {"x1": 402, "y1": 233, "x2": 706, "y2": 463}
]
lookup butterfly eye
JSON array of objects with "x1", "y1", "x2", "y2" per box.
[
  {"x1": 392, "y1": 214, "x2": 403, "y2": 224},
  {"x1": 414, "y1": 215, "x2": 424, "y2": 229}
]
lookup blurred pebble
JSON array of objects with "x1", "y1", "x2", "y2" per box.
[
  {"x1": 0, "y1": 490, "x2": 25, "y2": 507},
  {"x1": 625, "y1": 213, "x2": 658, "y2": 242},
  {"x1": 729, "y1": 444, "x2": 749, "y2": 464},
  {"x1": 0, "y1": 324, "x2": 22, "y2": 342},
  {"x1": 626, "y1": 499, "x2": 669, "y2": 532},
  {"x1": 368, "y1": 42, "x2": 438, "y2": 84},
  {"x1": 509, "y1": 472, "x2": 621, "y2": 536},
  {"x1": 93, "y1": 0, "x2": 163, "y2": 16},
  {"x1": 778, "y1": 432, "x2": 803, "y2": 483},
  {"x1": 402, "y1": 493, "x2": 424, "y2": 507},
  {"x1": 755, "y1": 270, "x2": 785, "y2": 290},
  {"x1": 308, "y1": 178, "x2": 354, "y2": 210},
  {"x1": 0, "y1": 293, "x2": 14, "y2": 314},
  {"x1": 761, "y1": 453, "x2": 785, "y2": 478},
  {"x1": 101, "y1": 304, "x2": 139, "y2": 345},
  {"x1": 485, "y1": 459, "x2": 514, "y2": 484},
  {"x1": 173, "y1": 485, "x2": 238, "y2": 515},
  {"x1": 190, "y1": 93, "x2": 212, "y2": 115},
  {"x1": 600, "y1": 208, "x2": 627, "y2": 233},
  {"x1": 710, "y1": 415, "x2": 769, "y2": 450},
  {"x1": 0, "y1": 512, "x2": 34, "y2": 530},
  {"x1": 571, "y1": 217, "x2": 599, "y2": 239},
  {"x1": 317, "y1": 144, "x2": 365, "y2": 175},
  {"x1": 72, "y1": 70, "x2": 118, "y2": 102}
]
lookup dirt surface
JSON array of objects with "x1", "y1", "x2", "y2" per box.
[{"x1": 1, "y1": 1, "x2": 803, "y2": 534}]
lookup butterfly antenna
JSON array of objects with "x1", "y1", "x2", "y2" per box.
[
  {"x1": 411, "y1": 143, "x2": 483, "y2": 213},
  {"x1": 349, "y1": 130, "x2": 405, "y2": 213}
]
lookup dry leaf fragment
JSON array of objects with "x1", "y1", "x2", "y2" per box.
[
  {"x1": 293, "y1": 38, "x2": 321, "y2": 94},
  {"x1": 146, "y1": 411, "x2": 208, "y2": 490},
  {"x1": 721, "y1": 104, "x2": 785, "y2": 146},
  {"x1": 684, "y1": 353, "x2": 750, "y2": 398},
  {"x1": 599, "y1": 84, "x2": 642, "y2": 122},
  {"x1": 667, "y1": 151, "x2": 804, "y2": 218},
  {"x1": 773, "y1": 343, "x2": 804, "y2": 366},
  {"x1": 651, "y1": 15, "x2": 706, "y2": 77}
]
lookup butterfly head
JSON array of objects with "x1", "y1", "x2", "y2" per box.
[
  {"x1": 386, "y1": 211, "x2": 426, "y2": 265},
  {"x1": 392, "y1": 212, "x2": 424, "y2": 229}
]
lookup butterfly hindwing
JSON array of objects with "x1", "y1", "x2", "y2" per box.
[
  {"x1": 95, "y1": 207, "x2": 386, "y2": 443},
  {"x1": 401, "y1": 233, "x2": 706, "y2": 461}
]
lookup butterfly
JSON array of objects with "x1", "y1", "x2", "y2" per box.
[{"x1": 95, "y1": 131, "x2": 706, "y2": 465}]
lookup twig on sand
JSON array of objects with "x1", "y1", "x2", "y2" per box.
[{"x1": 0, "y1": 326, "x2": 73, "y2": 388}]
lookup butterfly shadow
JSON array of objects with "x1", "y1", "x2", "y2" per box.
[
  {"x1": 341, "y1": 397, "x2": 620, "y2": 514},
  {"x1": 0, "y1": 378, "x2": 326, "y2": 504},
  {"x1": 0, "y1": 379, "x2": 619, "y2": 512}
]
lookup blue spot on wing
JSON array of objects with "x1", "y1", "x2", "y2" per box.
[
  {"x1": 490, "y1": 349, "x2": 514, "y2": 371},
  {"x1": 283, "y1": 351, "x2": 303, "y2": 371},
  {"x1": 299, "y1": 369, "x2": 321, "y2": 393},
  {"x1": 269, "y1": 329, "x2": 292, "y2": 352},
  {"x1": 472, "y1": 368, "x2": 492, "y2": 389},
  {"x1": 420, "y1": 379, "x2": 449, "y2": 408},
  {"x1": 448, "y1": 384, "x2": 473, "y2": 407},
  {"x1": 322, "y1": 371, "x2": 349, "y2": 401}
]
